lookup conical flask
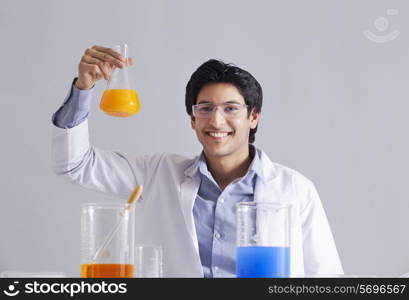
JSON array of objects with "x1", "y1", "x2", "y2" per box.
[{"x1": 100, "y1": 43, "x2": 141, "y2": 117}]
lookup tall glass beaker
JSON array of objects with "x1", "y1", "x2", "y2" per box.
[
  {"x1": 134, "y1": 245, "x2": 163, "y2": 278},
  {"x1": 99, "y1": 43, "x2": 141, "y2": 117},
  {"x1": 236, "y1": 202, "x2": 291, "y2": 278},
  {"x1": 81, "y1": 203, "x2": 135, "y2": 278}
]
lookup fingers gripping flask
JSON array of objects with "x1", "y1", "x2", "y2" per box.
[{"x1": 100, "y1": 43, "x2": 141, "y2": 117}]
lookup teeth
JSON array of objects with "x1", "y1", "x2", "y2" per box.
[{"x1": 209, "y1": 132, "x2": 229, "y2": 137}]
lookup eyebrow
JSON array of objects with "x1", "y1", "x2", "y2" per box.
[{"x1": 196, "y1": 100, "x2": 243, "y2": 105}]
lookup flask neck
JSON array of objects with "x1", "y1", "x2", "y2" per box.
[{"x1": 114, "y1": 44, "x2": 128, "y2": 62}]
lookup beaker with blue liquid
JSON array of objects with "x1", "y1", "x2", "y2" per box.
[{"x1": 236, "y1": 202, "x2": 291, "y2": 278}]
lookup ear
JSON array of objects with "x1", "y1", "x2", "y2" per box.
[
  {"x1": 190, "y1": 115, "x2": 196, "y2": 130},
  {"x1": 249, "y1": 109, "x2": 260, "y2": 129}
]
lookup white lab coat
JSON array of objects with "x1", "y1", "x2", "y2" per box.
[{"x1": 51, "y1": 120, "x2": 343, "y2": 277}]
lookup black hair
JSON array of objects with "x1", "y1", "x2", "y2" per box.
[{"x1": 185, "y1": 59, "x2": 262, "y2": 143}]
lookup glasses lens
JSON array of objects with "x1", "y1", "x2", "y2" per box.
[{"x1": 223, "y1": 104, "x2": 243, "y2": 116}]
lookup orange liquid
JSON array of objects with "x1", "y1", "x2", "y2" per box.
[
  {"x1": 81, "y1": 263, "x2": 134, "y2": 278},
  {"x1": 100, "y1": 89, "x2": 141, "y2": 117}
]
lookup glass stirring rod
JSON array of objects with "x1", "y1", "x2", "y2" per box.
[{"x1": 91, "y1": 185, "x2": 143, "y2": 263}]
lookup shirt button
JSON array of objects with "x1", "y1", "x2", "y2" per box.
[
  {"x1": 219, "y1": 198, "x2": 224, "y2": 203},
  {"x1": 214, "y1": 232, "x2": 221, "y2": 239}
]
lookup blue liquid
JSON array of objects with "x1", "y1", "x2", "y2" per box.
[{"x1": 236, "y1": 246, "x2": 290, "y2": 278}]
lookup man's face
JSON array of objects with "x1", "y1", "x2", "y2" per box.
[{"x1": 191, "y1": 82, "x2": 260, "y2": 160}]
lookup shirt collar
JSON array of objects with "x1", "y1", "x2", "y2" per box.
[{"x1": 197, "y1": 144, "x2": 264, "y2": 181}]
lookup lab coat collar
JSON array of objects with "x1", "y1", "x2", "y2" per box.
[
  {"x1": 256, "y1": 147, "x2": 277, "y2": 183},
  {"x1": 183, "y1": 155, "x2": 201, "y2": 178}
]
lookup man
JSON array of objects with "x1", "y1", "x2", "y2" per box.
[{"x1": 52, "y1": 45, "x2": 343, "y2": 277}]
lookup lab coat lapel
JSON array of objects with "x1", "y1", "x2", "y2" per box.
[
  {"x1": 180, "y1": 176, "x2": 201, "y2": 254},
  {"x1": 254, "y1": 149, "x2": 297, "y2": 238},
  {"x1": 254, "y1": 150, "x2": 284, "y2": 204},
  {"x1": 180, "y1": 156, "x2": 201, "y2": 255}
]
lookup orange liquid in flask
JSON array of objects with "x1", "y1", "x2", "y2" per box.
[{"x1": 100, "y1": 89, "x2": 141, "y2": 117}]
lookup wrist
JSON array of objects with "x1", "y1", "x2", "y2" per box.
[{"x1": 74, "y1": 78, "x2": 93, "y2": 90}]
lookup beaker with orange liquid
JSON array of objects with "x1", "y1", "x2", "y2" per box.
[
  {"x1": 100, "y1": 43, "x2": 141, "y2": 117},
  {"x1": 81, "y1": 203, "x2": 135, "y2": 278}
]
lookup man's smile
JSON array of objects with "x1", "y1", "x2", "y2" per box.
[{"x1": 205, "y1": 131, "x2": 233, "y2": 140}]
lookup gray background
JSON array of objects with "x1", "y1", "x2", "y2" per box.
[{"x1": 0, "y1": 0, "x2": 408, "y2": 277}]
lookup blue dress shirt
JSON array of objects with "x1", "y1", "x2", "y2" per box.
[
  {"x1": 52, "y1": 78, "x2": 93, "y2": 128},
  {"x1": 194, "y1": 147, "x2": 262, "y2": 277}
]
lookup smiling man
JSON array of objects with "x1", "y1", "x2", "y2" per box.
[
  {"x1": 51, "y1": 46, "x2": 343, "y2": 277},
  {"x1": 190, "y1": 81, "x2": 260, "y2": 190}
]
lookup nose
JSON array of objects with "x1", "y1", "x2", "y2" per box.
[{"x1": 208, "y1": 106, "x2": 226, "y2": 127}]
